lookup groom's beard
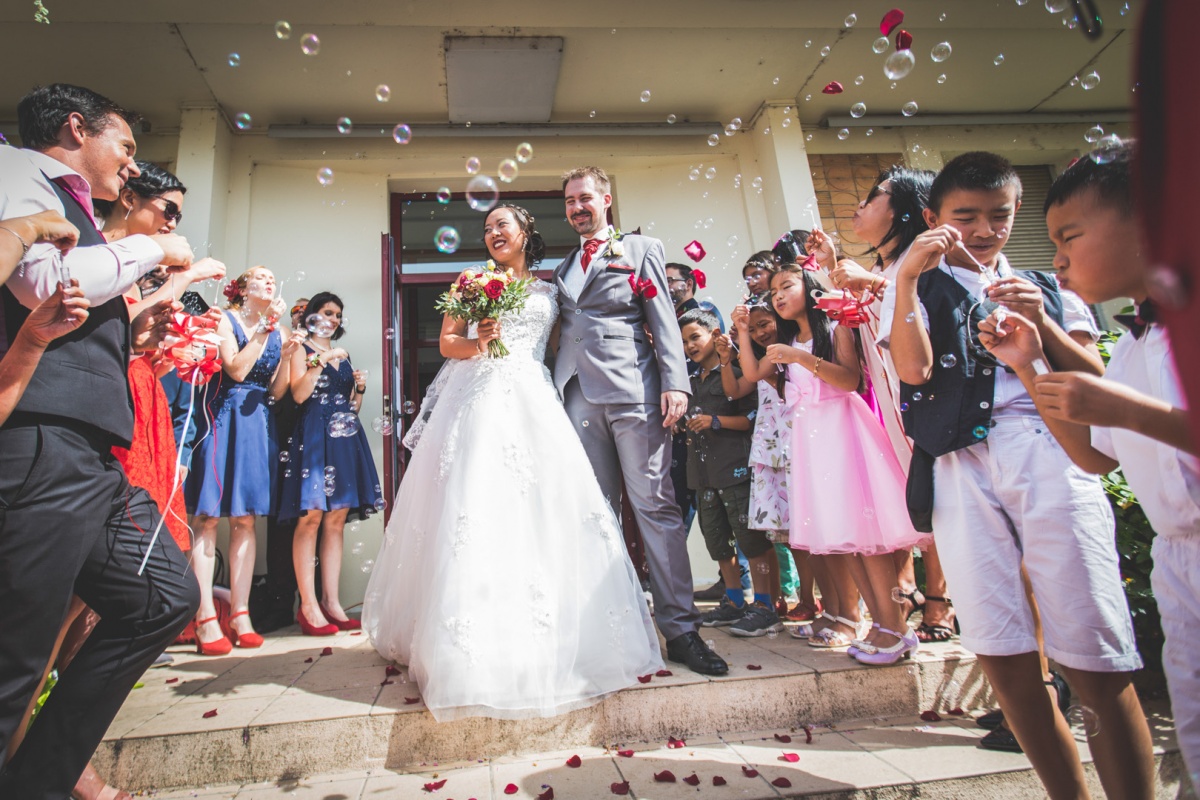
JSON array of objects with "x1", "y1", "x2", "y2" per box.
[{"x1": 570, "y1": 211, "x2": 601, "y2": 236}]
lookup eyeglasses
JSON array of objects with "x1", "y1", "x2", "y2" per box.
[
  {"x1": 152, "y1": 198, "x2": 183, "y2": 224},
  {"x1": 667, "y1": 277, "x2": 689, "y2": 286}
]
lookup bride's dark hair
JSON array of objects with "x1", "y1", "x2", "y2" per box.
[{"x1": 486, "y1": 203, "x2": 546, "y2": 268}]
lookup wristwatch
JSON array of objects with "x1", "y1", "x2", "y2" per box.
[{"x1": 711, "y1": 416, "x2": 722, "y2": 431}]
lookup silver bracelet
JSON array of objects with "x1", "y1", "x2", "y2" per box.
[{"x1": 0, "y1": 225, "x2": 30, "y2": 257}]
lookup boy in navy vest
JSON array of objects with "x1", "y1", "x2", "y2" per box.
[
  {"x1": 881, "y1": 152, "x2": 1155, "y2": 799},
  {"x1": 981, "y1": 140, "x2": 1197, "y2": 793}
]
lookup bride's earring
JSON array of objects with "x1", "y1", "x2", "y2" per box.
[{"x1": 124, "y1": 207, "x2": 132, "y2": 220}]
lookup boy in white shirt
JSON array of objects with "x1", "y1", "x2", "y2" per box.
[{"x1": 980, "y1": 140, "x2": 1197, "y2": 793}]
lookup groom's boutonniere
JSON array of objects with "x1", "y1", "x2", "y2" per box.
[{"x1": 603, "y1": 226, "x2": 625, "y2": 260}]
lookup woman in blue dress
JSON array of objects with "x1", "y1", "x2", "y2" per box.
[
  {"x1": 280, "y1": 292, "x2": 382, "y2": 635},
  {"x1": 185, "y1": 266, "x2": 305, "y2": 654}
]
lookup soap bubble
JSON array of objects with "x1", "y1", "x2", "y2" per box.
[
  {"x1": 850, "y1": 102, "x2": 867, "y2": 118},
  {"x1": 939, "y1": 353, "x2": 958, "y2": 368},
  {"x1": 751, "y1": 176, "x2": 763, "y2": 190},
  {"x1": 317, "y1": 167, "x2": 334, "y2": 187},
  {"x1": 371, "y1": 415, "x2": 394, "y2": 435},
  {"x1": 436, "y1": 187, "x2": 451, "y2": 204},
  {"x1": 434, "y1": 226, "x2": 460, "y2": 254},
  {"x1": 1066, "y1": 705, "x2": 1101, "y2": 737},
  {"x1": 275, "y1": 21, "x2": 292, "y2": 40},
  {"x1": 1084, "y1": 125, "x2": 1104, "y2": 143},
  {"x1": 937, "y1": 73, "x2": 948, "y2": 84},
  {"x1": 640, "y1": 89, "x2": 652, "y2": 102},
  {"x1": 466, "y1": 156, "x2": 481, "y2": 174},
  {"x1": 234, "y1": 113, "x2": 252, "y2": 131},
  {"x1": 781, "y1": 118, "x2": 792, "y2": 128},
  {"x1": 873, "y1": 36, "x2": 890, "y2": 54},
  {"x1": 994, "y1": 53, "x2": 1006, "y2": 66},
  {"x1": 727, "y1": 235, "x2": 738, "y2": 247},
  {"x1": 820, "y1": 45, "x2": 831, "y2": 57},
  {"x1": 707, "y1": 133, "x2": 720, "y2": 146},
  {"x1": 1090, "y1": 134, "x2": 1124, "y2": 164},
  {"x1": 497, "y1": 158, "x2": 519, "y2": 183},
  {"x1": 373, "y1": 497, "x2": 386, "y2": 512},
  {"x1": 900, "y1": 402, "x2": 909, "y2": 412},
  {"x1": 931, "y1": 42, "x2": 952, "y2": 62},
  {"x1": 972, "y1": 425, "x2": 989, "y2": 439},
  {"x1": 227, "y1": 53, "x2": 241, "y2": 68},
  {"x1": 336, "y1": 117, "x2": 353, "y2": 135},
  {"x1": 854, "y1": 75, "x2": 865, "y2": 86},
  {"x1": 324, "y1": 465, "x2": 336, "y2": 479},
  {"x1": 939, "y1": 677, "x2": 963, "y2": 708},
  {"x1": 772, "y1": 76, "x2": 780, "y2": 85},
  {"x1": 884, "y1": 50, "x2": 916, "y2": 80},
  {"x1": 837, "y1": 128, "x2": 850, "y2": 141},
  {"x1": 279, "y1": 451, "x2": 290, "y2": 463},
  {"x1": 316, "y1": 374, "x2": 330, "y2": 389},
  {"x1": 666, "y1": 113, "x2": 677, "y2": 124},
  {"x1": 465, "y1": 175, "x2": 499, "y2": 212},
  {"x1": 306, "y1": 313, "x2": 337, "y2": 338},
  {"x1": 1046, "y1": 0, "x2": 1069, "y2": 11},
  {"x1": 351, "y1": 542, "x2": 364, "y2": 555},
  {"x1": 688, "y1": 168, "x2": 700, "y2": 181},
  {"x1": 730, "y1": 115, "x2": 743, "y2": 130},
  {"x1": 705, "y1": 167, "x2": 717, "y2": 180},
  {"x1": 293, "y1": 270, "x2": 307, "y2": 283},
  {"x1": 402, "y1": 400, "x2": 417, "y2": 414},
  {"x1": 588, "y1": 109, "x2": 596, "y2": 118},
  {"x1": 360, "y1": 559, "x2": 375, "y2": 574},
  {"x1": 375, "y1": 84, "x2": 391, "y2": 102},
  {"x1": 1080, "y1": 71, "x2": 1100, "y2": 91},
  {"x1": 865, "y1": 128, "x2": 874, "y2": 136},
  {"x1": 384, "y1": 328, "x2": 394, "y2": 340},
  {"x1": 391, "y1": 124, "x2": 412, "y2": 145},
  {"x1": 844, "y1": 13, "x2": 857, "y2": 27},
  {"x1": 705, "y1": 639, "x2": 716, "y2": 650},
  {"x1": 300, "y1": 33, "x2": 320, "y2": 55},
  {"x1": 912, "y1": 392, "x2": 924, "y2": 402},
  {"x1": 902, "y1": 101, "x2": 919, "y2": 117},
  {"x1": 515, "y1": 142, "x2": 533, "y2": 163}
]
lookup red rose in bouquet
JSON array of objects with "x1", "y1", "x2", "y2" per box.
[
  {"x1": 483, "y1": 279, "x2": 505, "y2": 300},
  {"x1": 435, "y1": 260, "x2": 533, "y2": 357}
]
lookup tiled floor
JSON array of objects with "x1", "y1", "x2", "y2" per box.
[{"x1": 148, "y1": 708, "x2": 1184, "y2": 799}]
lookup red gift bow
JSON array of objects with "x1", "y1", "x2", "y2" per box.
[
  {"x1": 628, "y1": 274, "x2": 659, "y2": 299},
  {"x1": 811, "y1": 289, "x2": 874, "y2": 328},
  {"x1": 164, "y1": 311, "x2": 224, "y2": 385},
  {"x1": 692, "y1": 268, "x2": 707, "y2": 289}
]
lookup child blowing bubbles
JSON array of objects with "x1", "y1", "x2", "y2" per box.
[
  {"x1": 679, "y1": 309, "x2": 783, "y2": 637},
  {"x1": 979, "y1": 140, "x2": 1198, "y2": 789}
]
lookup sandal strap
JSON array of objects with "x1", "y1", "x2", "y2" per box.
[
  {"x1": 196, "y1": 615, "x2": 220, "y2": 625},
  {"x1": 832, "y1": 615, "x2": 861, "y2": 628},
  {"x1": 875, "y1": 626, "x2": 909, "y2": 639},
  {"x1": 817, "y1": 611, "x2": 837, "y2": 624},
  {"x1": 229, "y1": 610, "x2": 250, "y2": 620},
  {"x1": 923, "y1": 595, "x2": 953, "y2": 606}
]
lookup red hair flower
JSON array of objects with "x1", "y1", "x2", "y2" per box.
[{"x1": 222, "y1": 280, "x2": 241, "y2": 302}]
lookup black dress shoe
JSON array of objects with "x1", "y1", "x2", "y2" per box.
[
  {"x1": 665, "y1": 631, "x2": 729, "y2": 676},
  {"x1": 976, "y1": 708, "x2": 1005, "y2": 730},
  {"x1": 693, "y1": 578, "x2": 727, "y2": 602},
  {"x1": 979, "y1": 725, "x2": 1022, "y2": 752}
]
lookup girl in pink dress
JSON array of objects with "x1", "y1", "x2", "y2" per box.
[{"x1": 758, "y1": 264, "x2": 930, "y2": 664}]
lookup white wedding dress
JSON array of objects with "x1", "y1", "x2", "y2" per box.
[{"x1": 362, "y1": 280, "x2": 663, "y2": 722}]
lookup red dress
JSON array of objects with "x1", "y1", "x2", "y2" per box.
[{"x1": 112, "y1": 355, "x2": 191, "y2": 551}]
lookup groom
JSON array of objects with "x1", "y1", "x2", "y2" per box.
[{"x1": 554, "y1": 167, "x2": 727, "y2": 676}]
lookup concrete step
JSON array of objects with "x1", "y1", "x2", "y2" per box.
[
  {"x1": 149, "y1": 707, "x2": 1189, "y2": 799},
  {"x1": 95, "y1": 625, "x2": 995, "y2": 792}
]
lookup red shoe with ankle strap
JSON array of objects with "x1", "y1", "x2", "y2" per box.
[
  {"x1": 194, "y1": 616, "x2": 233, "y2": 656},
  {"x1": 320, "y1": 604, "x2": 362, "y2": 631},
  {"x1": 228, "y1": 610, "x2": 264, "y2": 648},
  {"x1": 297, "y1": 608, "x2": 338, "y2": 636}
]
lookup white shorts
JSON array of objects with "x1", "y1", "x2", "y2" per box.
[
  {"x1": 932, "y1": 415, "x2": 1142, "y2": 673},
  {"x1": 1151, "y1": 534, "x2": 1200, "y2": 785}
]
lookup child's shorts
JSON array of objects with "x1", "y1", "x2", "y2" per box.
[
  {"x1": 698, "y1": 482, "x2": 773, "y2": 562},
  {"x1": 932, "y1": 415, "x2": 1142, "y2": 673},
  {"x1": 1151, "y1": 534, "x2": 1200, "y2": 781}
]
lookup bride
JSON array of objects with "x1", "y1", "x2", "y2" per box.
[{"x1": 362, "y1": 203, "x2": 664, "y2": 722}]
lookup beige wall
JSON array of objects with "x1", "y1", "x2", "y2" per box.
[{"x1": 162, "y1": 112, "x2": 1132, "y2": 601}]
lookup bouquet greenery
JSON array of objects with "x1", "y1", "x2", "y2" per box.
[{"x1": 434, "y1": 261, "x2": 533, "y2": 357}]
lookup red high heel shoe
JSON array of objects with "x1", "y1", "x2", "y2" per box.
[
  {"x1": 228, "y1": 610, "x2": 264, "y2": 648},
  {"x1": 195, "y1": 615, "x2": 233, "y2": 656},
  {"x1": 320, "y1": 604, "x2": 362, "y2": 632},
  {"x1": 296, "y1": 607, "x2": 338, "y2": 636}
]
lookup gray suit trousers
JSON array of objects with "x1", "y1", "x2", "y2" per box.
[{"x1": 563, "y1": 378, "x2": 701, "y2": 640}]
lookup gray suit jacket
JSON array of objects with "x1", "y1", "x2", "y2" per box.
[{"x1": 553, "y1": 233, "x2": 691, "y2": 405}]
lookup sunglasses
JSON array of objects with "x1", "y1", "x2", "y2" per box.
[{"x1": 152, "y1": 197, "x2": 183, "y2": 224}]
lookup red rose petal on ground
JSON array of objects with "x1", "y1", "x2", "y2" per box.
[
  {"x1": 822, "y1": 81, "x2": 844, "y2": 94},
  {"x1": 504, "y1": 785, "x2": 518, "y2": 795},
  {"x1": 637, "y1": 674, "x2": 652, "y2": 683},
  {"x1": 804, "y1": 726, "x2": 814, "y2": 744},
  {"x1": 165, "y1": 678, "x2": 179, "y2": 684},
  {"x1": 653, "y1": 770, "x2": 676, "y2": 782},
  {"x1": 405, "y1": 697, "x2": 422, "y2": 704},
  {"x1": 617, "y1": 749, "x2": 634, "y2": 757},
  {"x1": 949, "y1": 707, "x2": 965, "y2": 716},
  {"x1": 385, "y1": 665, "x2": 402, "y2": 676},
  {"x1": 683, "y1": 773, "x2": 700, "y2": 786},
  {"x1": 351, "y1": 631, "x2": 363, "y2": 636},
  {"x1": 712, "y1": 776, "x2": 727, "y2": 786},
  {"x1": 896, "y1": 29, "x2": 913, "y2": 50},
  {"x1": 746, "y1": 664, "x2": 762, "y2": 670},
  {"x1": 742, "y1": 766, "x2": 759, "y2": 778},
  {"x1": 880, "y1": 8, "x2": 904, "y2": 36},
  {"x1": 202, "y1": 709, "x2": 218, "y2": 718},
  {"x1": 781, "y1": 752, "x2": 800, "y2": 763},
  {"x1": 304, "y1": 657, "x2": 313, "y2": 663},
  {"x1": 655, "y1": 669, "x2": 673, "y2": 677},
  {"x1": 423, "y1": 779, "x2": 447, "y2": 792},
  {"x1": 536, "y1": 788, "x2": 554, "y2": 800},
  {"x1": 320, "y1": 646, "x2": 333, "y2": 656},
  {"x1": 773, "y1": 777, "x2": 793, "y2": 788},
  {"x1": 920, "y1": 710, "x2": 943, "y2": 722},
  {"x1": 666, "y1": 736, "x2": 686, "y2": 748},
  {"x1": 774, "y1": 733, "x2": 791, "y2": 743},
  {"x1": 610, "y1": 782, "x2": 630, "y2": 795},
  {"x1": 565, "y1": 755, "x2": 582, "y2": 768}
]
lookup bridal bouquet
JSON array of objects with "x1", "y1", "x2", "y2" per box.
[{"x1": 435, "y1": 261, "x2": 533, "y2": 357}]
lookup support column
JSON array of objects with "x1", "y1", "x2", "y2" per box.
[
  {"x1": 174, "y1": 107, "x2": 232, "y2": 260},
  {"x1": 751, "y1": 105, "x2": 820, "y2": 239}
]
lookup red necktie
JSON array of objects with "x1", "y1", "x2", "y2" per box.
[{"x1": 580, "y1": 238, "x2": 602, "y2": 272}]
